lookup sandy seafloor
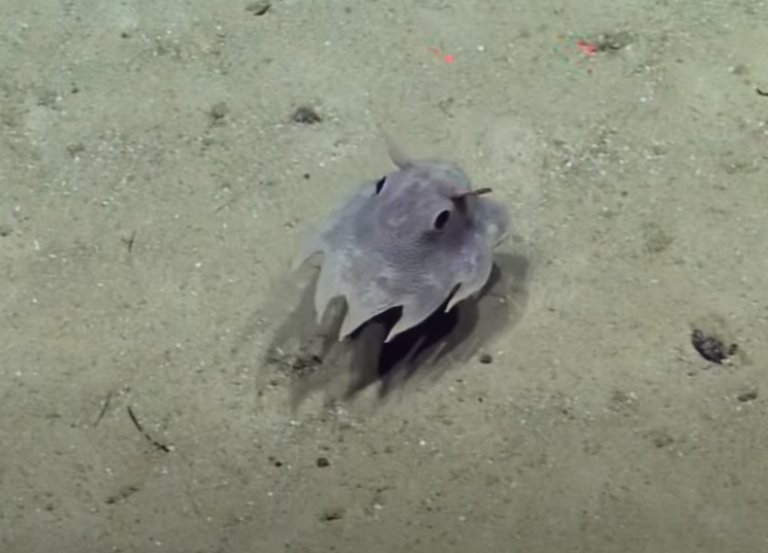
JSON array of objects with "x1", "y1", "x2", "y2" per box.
[{"x1": 1, "y1": 0, "x2": 767, "y2": 551}]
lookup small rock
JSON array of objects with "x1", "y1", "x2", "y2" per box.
[
  {"x1": 245, "y1": 1, "x2": 271, "y2": 15},
  {"x1": 737, "y1": 389, "x2": 758, "y2": 402},
  {"x1": 209, "y1": 101, "x2": 230, "y2": 123},
  {"x1": 596, "y1": 31, "x2": 634, "y2": 52},
  {"x1": 319, "y1": 507, "x2": 344, "y2": 522},
  {"x1": 268, "y1": 456, "x2": 284, "y2": 467},
  {"x1": 291, "y1": 106, "x2": 322, "y2": 125},
  {"x1": 66, "y1": 143, "x2": 86, "y2": 157},
  {"x1": 691, "y1": 329, "x2": 736, "y2": 364},
  {"x1": 646, "y1": 429, "x2": 674, "y2": 449}
]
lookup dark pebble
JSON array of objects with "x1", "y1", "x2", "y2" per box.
[
  {"x1": 268, "y1": 456, "x2": 283, "y2": 467},
  {"x1": 737, "y1": 390, "x2": 758, "y2": 402},
  {"x1": 691, "y1": 329, "x2": 736, "y2": 364},
  {"x1": 245, "y1": 1, "x2": 271, "y2": 15},
  {"x1": 291, "y1": 106, "x2": 322, "y2": 125}
]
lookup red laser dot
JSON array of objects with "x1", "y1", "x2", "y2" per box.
[
  {"x1": 576, "y1": 40, "x2": 598, "y2": 56},
  {"x1": 428, "y1": 47, "x2": 455, "y2": 64}
]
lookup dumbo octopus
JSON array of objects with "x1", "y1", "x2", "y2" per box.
[{"x1": 295, "y1": 142, "x2": 509, "y2": 343}]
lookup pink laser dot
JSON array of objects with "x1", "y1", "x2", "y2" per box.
[
  {"x1": 576, "y1": 40, "x2": 598, "y2": 56},
  {"x1": 428, "y1": 47, "x2": 455, "y2": 64}
]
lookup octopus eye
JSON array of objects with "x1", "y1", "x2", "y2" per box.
[{"x1": 434, "y1": 210, "x2": 450, "y2": 230}]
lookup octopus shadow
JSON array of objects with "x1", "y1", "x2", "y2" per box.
[{"x1": 263, "y1": 252, "x2": 528, "y2": 408}]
